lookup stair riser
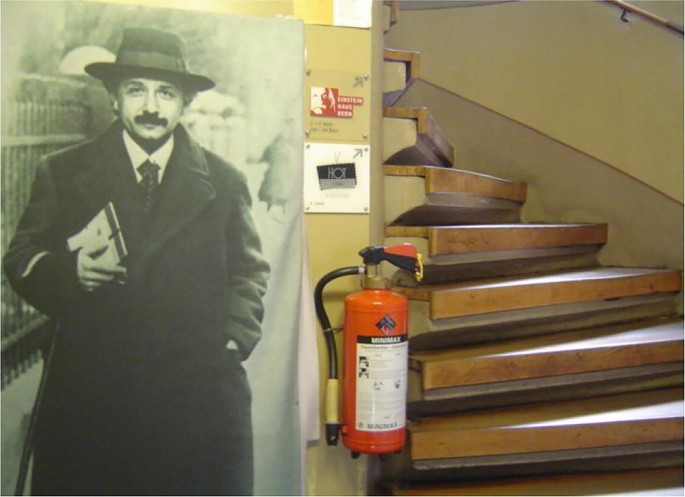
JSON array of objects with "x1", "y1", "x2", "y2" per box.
[{"x1": 384, "y1": 60, "x2": 409, "y2": 95}]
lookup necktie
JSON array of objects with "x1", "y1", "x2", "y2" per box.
[{"x1": 138, "y1": 160, "x2": 160, "y2": 214}]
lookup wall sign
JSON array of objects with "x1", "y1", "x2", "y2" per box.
[
  {"x1": 306, "y1": 69, "x2": 370, "y2": 144},
  {"x1": 304, "y1": 142, "x2": 370, "y2": 213}
]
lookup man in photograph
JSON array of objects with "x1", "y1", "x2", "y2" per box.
[{"x1": 4, "y1": 27, "x2": 270, "y2": 495}]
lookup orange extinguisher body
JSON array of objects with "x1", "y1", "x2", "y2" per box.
[{"x1": 342, "y1": 287, "x2": 409, "y2": 455}]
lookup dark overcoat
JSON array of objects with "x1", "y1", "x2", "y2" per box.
[{"x1": 4, "y1": 121, "x2": 270, "y2": 495}]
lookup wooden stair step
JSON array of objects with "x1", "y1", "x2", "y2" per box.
[
  {"x1": 400, "y1": 267, "x2": 681, "y2": 350},
  {"x1": 410, "y1": 388, "x2": 684, "y2": 460},
  {"x1": 409, "y1": 294, "x2": 680, "y2": 351},
  {"x1": 387, "y1": 223, "x2": 607, "y2": 283},
  {"x1": 385, "y1": 165, "x2": 527, "y2": 200},
  {"x1": 388, "y1": 223, "x2": 608, "y2": 257},
  {"x1": 383, "y1": 467, "x2": 684, "y2": 496},
  {"x1": 409, "y1": 362, "x2": 684, "y2": 419},
  {"x1": 383, "y1": 107, "x2": 454, "y2": 167},
  {"x1": 384, "y1": 49, "x2": 419, "y2": 107},
  {"x1": 402, "y1": 388, "x2": 684, "y2": 481},
  {"x1": 394, "y1": 251, "x2": 601, "y2": 285},
  {"x1": 415, "y1": 318, "x2": 683, "y2": 390},
  {"x1": 383, "y1": 439, "x2": 683, "y2": 486},
  {"x1": 385, "y1": 165, "x2": 526, "y2": 226},
  {"x1": 400, "y1": 267, "x2": 681, "y2": 321},
  {"x1": 408, "y1": 318, "x2": 684, "y2": 416}
]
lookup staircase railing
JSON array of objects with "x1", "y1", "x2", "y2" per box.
[
  {"x1": 391, "y1": 0, "x2": 684, "y2": 36},
  {"x1": 603, "y1": 0, "x2": 684, "y2": 36},
  {"x1": 1, "y1": 75, "x2": 91, "y2": 389}
]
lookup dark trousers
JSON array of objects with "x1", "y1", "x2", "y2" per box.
[{"x1": 31, "y1": 348, "x2": 253, "y2": 496}]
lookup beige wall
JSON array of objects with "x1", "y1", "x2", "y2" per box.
[
  {"x1": 303, "y1": 14, "x2": 384, "y2": 495},
  {"x1": 385, "y1": 0, "x2": 684, "y2": 202}
]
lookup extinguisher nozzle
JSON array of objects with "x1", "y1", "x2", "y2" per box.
[{"x1": 325, "y1": 423, "x2": 341, "y2": 446}]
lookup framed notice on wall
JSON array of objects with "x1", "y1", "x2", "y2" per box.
[
  {"x1": 306, "y1": 69, "x2": 370, "y2": 144},
  {"x1": 304, "y1": 142, "x2": 370, "y2": 213}
]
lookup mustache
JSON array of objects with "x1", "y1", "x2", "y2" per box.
[{"x1": 134, "y1": 113, "x2": 168, "y2": 127}]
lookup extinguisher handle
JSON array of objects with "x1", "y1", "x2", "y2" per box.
[{"x1": 359, "y1": 244, "x2": 423, "y2": 281}]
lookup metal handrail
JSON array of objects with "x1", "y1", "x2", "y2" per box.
[
  {"x1": 603, "y1": 0, "x2": 684, "y2": 36},
  {"x1": 397, "y1": 0, "x2": 683, "y2": 36}
]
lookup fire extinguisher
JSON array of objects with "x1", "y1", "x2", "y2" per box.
[{"x1": 314, "y1": 244, "x2": 423, "y2": 458}]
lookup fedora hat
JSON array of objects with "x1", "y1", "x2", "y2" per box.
[{"x1": 85, "y1": 28, "x2": 214, "y2": 93}]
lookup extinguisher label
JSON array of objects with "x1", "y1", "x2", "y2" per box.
[{"x1": 355, "y1": 335, "x2": 408, "y2": 432}]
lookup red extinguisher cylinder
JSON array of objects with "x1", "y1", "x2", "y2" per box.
[{"x1": 342, "y1": 287, "x2": 409, "y2": 455}]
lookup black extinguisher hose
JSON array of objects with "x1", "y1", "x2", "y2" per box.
[{"x1": 313, "y1": 265, "x2": 363, "y2": 445}]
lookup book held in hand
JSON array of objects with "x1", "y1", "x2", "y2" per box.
[{"x1": 67, "y1": 202, "x2": 127, "y2": 265}]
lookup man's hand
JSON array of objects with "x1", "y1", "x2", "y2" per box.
[{"x1": 77, "y1": 243, "x2": 127, "y2": 292}]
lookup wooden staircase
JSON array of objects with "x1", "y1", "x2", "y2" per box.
[{"x1": 379, "y1": 47, "x2": 684, "y2": 495}]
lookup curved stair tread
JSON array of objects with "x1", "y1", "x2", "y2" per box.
[
  {"x1": 395, "y1": 267, "x2": 682, "y2": 320},
  {"x1": 409, "y1": 388, "x2": 684, "y2": 461},
  {"x1": 408, "y1": 363, "x2": 683, "y2": 418},
  {"x1": 411, "y1": 318, "x2": 684, "y2": 391},
  {"x1": 386, "y1": 223, "x2": 608, "y2": 257},
  {"x1": 386, "y1": 223, "x2": 605, "y2": 282},
  {"x1": 407, "y1": 294, "x2": 679, "y2": 351}
]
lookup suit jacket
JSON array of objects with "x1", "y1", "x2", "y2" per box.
[{"x1": 3, "y1": 120, "x2": 270, "y2": 494}]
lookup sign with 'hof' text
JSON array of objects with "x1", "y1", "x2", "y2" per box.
[{"x1": 304, "y1": 142, "x2": 370, "y2": 213}]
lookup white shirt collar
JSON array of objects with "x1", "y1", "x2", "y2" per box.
[{"x1": 123, "y1": 130, "x2": 174, "y2": 183}]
